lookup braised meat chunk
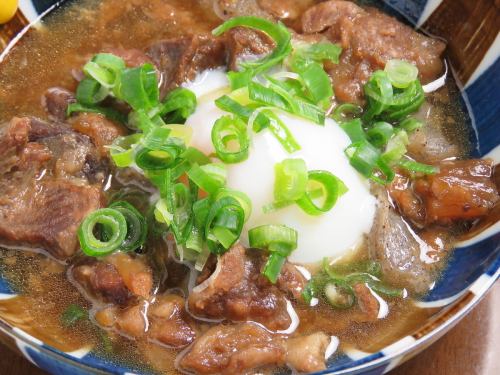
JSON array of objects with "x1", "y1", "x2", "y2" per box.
[
  {"x1": 94, "y1": 294, "x2": 196, "y2": 348},
  {"x1": 69, "y1": 113, "x2": 126, "y2": 157},
  {"x1": 147, "y1": 35, "x2": 226, "y2": 97},
  {"x1": 179, "y1": 322, "x2": 330, "y2": 374},
  {"x1": 188, "y1": 244, "x2": 293, "y2": 331},
  {"x1": 41, "y1": 87, "x2": 76, "y2": 122},
  {"x1": 71, "y1": 252, "x2": 153, "y2": 305},
  {"x1": 415, "y1": 159, "x2": 499, "y2": 224},
  {"x1": 0, "y1": 117, "x2": 104, "y2": 259},
  {"x1": 226, "y1": 27, "x2": 275, "y2": 70},
  {"x1": 302, "y1": 1, "x2": 446, "y2": 102},
  {"x1": 179, "y1": 323, "x2": 285, "y2": 374}
]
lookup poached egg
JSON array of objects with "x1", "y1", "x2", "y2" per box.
[{"x1": 184, "y1": 70, "x2": 376, "y2": 264}]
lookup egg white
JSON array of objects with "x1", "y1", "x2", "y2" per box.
[{"x1": 184, "y1": 70, "x2": 376, "y2": 264}]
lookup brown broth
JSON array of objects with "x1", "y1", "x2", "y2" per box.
[{"x1": 0, "y1": 0, "x2": 471, "y2": 374}]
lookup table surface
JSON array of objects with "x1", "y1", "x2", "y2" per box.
[{"x1": 0, "y1": 283, "x2": 498, "y2": 375}]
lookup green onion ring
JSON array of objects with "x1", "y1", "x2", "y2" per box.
[
  {"x1": 108, "y1": 201, "x2": 147, "y2": 252},
  {"x1": 296, "y1": 170, "x2": 348, "y2": 215},
  {"x1": 211, "y1": 115, "x2": 250, "y2": 163},
  {"x1": 78, "y1": 208, "x2": 127, "y2": 257}
]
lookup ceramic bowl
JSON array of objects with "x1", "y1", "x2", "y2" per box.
[{"x1": 0, "y1": 1, "x2": 498, "y2": 374}]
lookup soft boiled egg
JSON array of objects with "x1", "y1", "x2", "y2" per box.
[{"x1": 184, "y1": 69, "x2": 376, "y2": 264}]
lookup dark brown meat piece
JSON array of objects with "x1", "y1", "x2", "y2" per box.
[
  {"x1": 352, "y1": 283, "x2": 380, "y2": 321},
  {"x1": 188, "y1": 244, "x2": 291, "y2": 331},
  {"x1": 369, "y1": 189, "x2": 450, "y2": 295},
  {"x1": 179, "y1": 322, "x2": 330, "y2": 374},
  {"x1": 257, "y1": 0, "x2": 316, "y2": 21},
  {"x1": 277, "y1": 262, "x2": 307, "y2": 301},
  {"x1": 147, "y1": 35, "x2": 226, "y2": 97},
  {"x1": 226, "y1": 27, "x2": 274, "y2": 71},
  {"x1": 301, "y1": 0, "x2": 363, "y2": 33},
  {"x1": 414, "y1": 159, "x2": 499, "y2": 224},
  {"x1": 148, "y1": 294, "x2": 197, "y2": 348},
  {"x1": 388, "y1": 173, "x2": 426, "y2": 226},
  {"x1": 41, "y1": 87, "x2": 76, "y2": 122},
  {"x1": 94, "y1": 294, "x2": 196, "y2": 348},
  {"x1": 72, "y1": 262, "x2": 131, "y2": 305},
  {"x1": 71, "y1": 253, "x2": 153, "y2": 305},
  {"x1": 214, "y1": 0, "x2": 272, "y2": 20},
  {"x1": 179, "y1": 323, "x2": 285, "y2": 374},
  {"x1": 389, "y1": 160, "x2": 499, "y2": 226},
  {"x1": 285, "y1": 332, "x2": 330, "y2": 372},
  {"x1": 0, "y1": 117, "x2": 104, "y2": 259},
  {"x1": 302, "y1": 1, "x2": 446, "y2": 102},
  {"x1": 69, "y1": 113, "x2": 126, "y2": 157}
]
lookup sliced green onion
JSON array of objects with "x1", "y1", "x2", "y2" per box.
[
  {"x1": 296, "y1": 170, "x2": 348, "y2": 215},
  {"x1": 142, "y1": 126, "x2": 172, "y2": 150},
  {"x1": 345, "y1": 140, "x2": 380, "y2": 178},
  {"x1": 108, "y1": 134, "x2": 142, "y2": 167},
  {"x1": 128, "y1": 110, "x2": 156, "y2": 133},
  {"x1": 249, "y1": 81, "x2": 325, "y2": 125},
  {"x1": 108, "y1": 201, "x2": 147, "y2": 252},
  {"x1": 164, "y1": 124, "x2": 193, "y2": 145},
  {"x1": 367, "y1": 121, "x2": 394, "y2": 148},
  {"x1": 384, "y1": 81, "x2": 425, "y2": 121},
  {"x1": 78, "y1": 208, "x2": 127, "y2": 257},
  {"x1": 324, "y1": 281, "x2": 355, "y2": 309},
  {"x1": 61, "y1": 304, "x2": 87, "y2": 327},
  {"x1": 339, "y1": 118, "x2": 366, "y2": 143},
  {"x1": 213, "y1": 16, "x2": 292, "y2": 89},
  {"x1": 292, "y1": 41, "x2": 342, "y2": 64},
  {"x1": 159, "y1": 88, "x2": 197, "y2": 124},
  {"x1": 215, "y1": 95, "x2": 271, "y2": 131},
  {"x1": 114, "y1": 63, "x2": 159, "y2": 111},
  {"x1": 248, "y1": 81, "x2": 289, "y2": 111},
  {"x1": 332, "y1": 103, "x2": 363, "y2": 123},
  {"x1": 205, "y1": 196, "x2": 245, "y2": 253},
  {"x1": 364, "y1": 71, "x2": 394, "y2": 106},
  {"x1": 211, "y1": 115, "x2": 250, "y2": 163},
  {"x1": 248, "y1": 224, "x2": 298, "y2": 283},
  {"x1": 292, "y1": 60, "x2": 333, "y2": 108},
  {"x1": 83, "y1": 61, "x2": 115, "y2": 88},
  {"x1": 372, "y1": 157, "x2": 395, "y2": 184},
  {"x1": 248, "y1": 224, "x2": 297, "y2": 253},
  {"x1": 263, "y1": 253, "x2": 287, "y2": 284},
  {"x1": 263, "y1": 110, "x2": 301, "y2": 153},
  {"x1": 398, "y1": 158, "x2": 439, "y2": 174},
  {"x1": 380, "y1": 130, "x2": 409, "y2": 165},
  {"x1": 92, "y1": 53, "x2": 126, "y2": 76},
  {"x1": 216, "y1": 188, "x2": 252, "y2": 222},
  {"x1": 135, "y1": 144, "x2": 181, "y2": 171},
  {"x1": 187, "y1": 163, "x2": 227, "y2": 195},
  {"x1": 154, "y1": 198, "x2": 172, "y2": 225},
  {"x1": 274, "y1": 158, "x2": 308, "y2": 202},
  {"x1": 385, "y1": 59, "x2": 419, "y2": 89},
  {"x1": 182, "y1": 147, "x2": 211, "y2": 165},
  {"x1": 75, "y1": 78, "x2": 109, "y2": 105},
  {"x1": 167, "y1": 181, "x2": 194, "y2": 244},
  {"x1": 399, "y1": 117, "x2": 423, "y2": 133}
]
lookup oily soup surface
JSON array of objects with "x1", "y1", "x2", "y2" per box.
[{"x1": 0, "y1": 0, "x2": 472, "y2": 374}]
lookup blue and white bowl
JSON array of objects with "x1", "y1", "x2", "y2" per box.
[{"x1": 0, "y1": 0, "x2": 498, "y2": 374}]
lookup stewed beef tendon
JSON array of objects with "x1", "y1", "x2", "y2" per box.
[{"x1": 0, "y1": 1, "x2": 498, "y2": 375}]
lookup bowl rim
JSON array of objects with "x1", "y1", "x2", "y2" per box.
[{"x1": 0, "y1": 1, "x2": 499, "y2": 374}]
